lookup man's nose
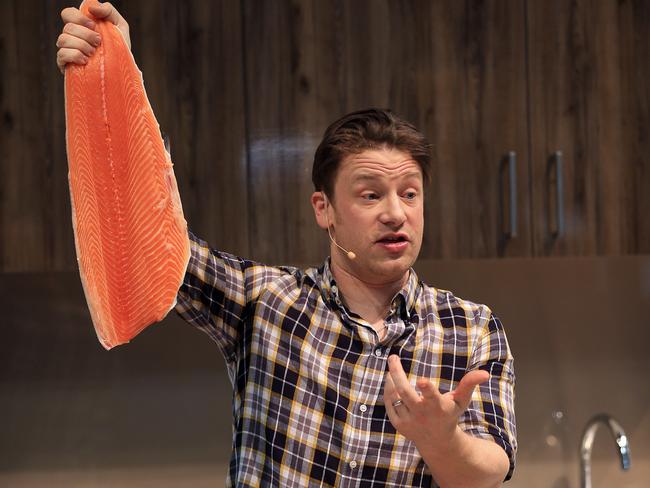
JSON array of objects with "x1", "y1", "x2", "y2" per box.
[{"x1": 379, "y1": 194, "x2": 407, "y2": 226}]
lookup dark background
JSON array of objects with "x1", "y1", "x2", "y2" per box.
[
  {"x1": 1, "y1": 0, "x2": 649, "y2": 273},
  {"x1": 1, "y1": 1, "x2": 649, "y2": 487}
]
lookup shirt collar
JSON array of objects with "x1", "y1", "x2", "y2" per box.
[{"x1": 317, "y1": 257, "x2": 421, "y2": 321}]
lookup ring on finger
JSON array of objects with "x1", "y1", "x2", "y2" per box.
[{"x1": 392, "y1": 399, "x2": 404, "y2": 407}]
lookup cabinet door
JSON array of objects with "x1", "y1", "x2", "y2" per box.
[
  {"x1": 418, "y1": 0, "x2": 531, "y2": 259},
  {"x1": 527, "y1": 0, "x2": 650, "y2": 256}
]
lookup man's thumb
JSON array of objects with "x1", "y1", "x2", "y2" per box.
[{"x1": 87, "y1": 1, "x2": 112, "y2": 20}]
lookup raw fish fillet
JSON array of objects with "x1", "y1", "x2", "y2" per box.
[{"x1": 64, "y1": 0, "x2": 190, "y2": 349}]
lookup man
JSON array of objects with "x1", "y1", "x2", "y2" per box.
[{"x1": 56, "y1": 3, "x2": 516, "y2": 487}]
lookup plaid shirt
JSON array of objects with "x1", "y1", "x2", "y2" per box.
[{"x1": 175, "y1": 231, "x2": 517, "y2": 487}]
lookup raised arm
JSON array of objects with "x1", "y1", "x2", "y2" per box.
[{"x1": 174, "y1": 233, "x2": 296, "y2": 362}]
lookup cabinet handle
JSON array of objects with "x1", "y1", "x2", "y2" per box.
[
  {"x1": 507, "y1": 151, "x2": 518, "y2": 239},
  {"x1": 551, "y1": 150, "x2": 564, "y2": 237}
]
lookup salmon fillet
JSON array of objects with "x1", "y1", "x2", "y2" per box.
[{"x1": 64, "y1": 0, "x2": 190, "y2": 349}]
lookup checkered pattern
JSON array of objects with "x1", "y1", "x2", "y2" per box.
[{"x1": 175, "y1": 231, "x2": 516, "y2": 487}]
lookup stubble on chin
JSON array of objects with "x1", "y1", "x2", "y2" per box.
[{"x1": 364, "y1": 257, "x2": 412, "y2": 284}]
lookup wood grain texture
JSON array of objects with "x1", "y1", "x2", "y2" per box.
[
  {"x1": 241, "y1": 0, "x2": 340, "y2": 265},
  {"x1": 628, "y1": 0, "x2": 650, "y2": 254},
  {"x1": 419, "y1": 0, "x2": 531, "y2": 258},
  {"x1": 2, "y1": 0, "x2": 648, "y2": 271},
  {"x1": 1, "y1": 0, "x2": 77, "y2": 271},
  {"x1": 527, "y1": 0, "x2": 650, "y2": 256}
]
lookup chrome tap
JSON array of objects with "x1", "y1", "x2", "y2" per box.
[{"x1": 580, "y1": 414, "x2": 631, "y2": 488}]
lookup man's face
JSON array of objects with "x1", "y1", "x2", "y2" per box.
[{"x1": 315, "y1": 146, "x2": 424, "y2": 285}]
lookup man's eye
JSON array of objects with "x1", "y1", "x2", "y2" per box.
[
  {"x1": 363, "y1": 193, "x2": 378, "y2": 200},
  {"x1": 404, "y1": 191, "x2": 418, "y2": 200}
]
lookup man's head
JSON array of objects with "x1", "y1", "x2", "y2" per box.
[
  {"x1": 312, "y1": 108, "x2": 431, "y2": 202},
  {"x1": 311, "y1": 109, "x2": 432, "y2": 285}
]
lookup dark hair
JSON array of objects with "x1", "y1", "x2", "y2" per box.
[{"x1": 312, "y1": 108, "x2": 431, "y2": 200}]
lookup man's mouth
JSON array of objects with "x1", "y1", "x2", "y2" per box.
[
  {"x1": 375, "y1": 234, "x2": 410, "y2": 252},
  {"x1": 376, "y1": 233, "x2": 409, "y2": 244}
]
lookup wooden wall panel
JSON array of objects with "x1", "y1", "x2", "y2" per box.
[
  {"x1": 527, "y1": 0, "x2": 650, "y2": 256},
  {"x1": 2, "y1": 0, "x2": 647, "y2": 271},
  {"x1": 414, "y1": 1, "x2": 530, "y2": 258},
  {"x1": 631, "y1": 0, "x2": 650, "y2": 254},
  {"x1": 241, "y1": 0, "x2": 340, "y2": 265},
  {"x1": 527, "y1": 0, "x2": 609, "y2": 256},
  {"x1": 0, "y1": 0, "x2": 76, "y2": 272}
]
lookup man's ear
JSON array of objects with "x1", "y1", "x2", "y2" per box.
[{"x1": 311, "y1": 191, "x2": 329, "y2": 230}]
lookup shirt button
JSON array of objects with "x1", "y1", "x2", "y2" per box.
[
  {"x1": 374, "y1": 347, "x2": 383, "y2": 357},
  {"x1": 359, "y1": 404, "x2": 367, "y2": 413},
  {"x1": 349, "y1": 460, "x2": 357, "y2": 469}
]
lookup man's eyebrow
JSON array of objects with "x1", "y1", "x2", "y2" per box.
[
  {"x1": 351, "y1": 171, "x2": 422, "y2": 182},
  {"x1": 351, "y1": 173, "x2": 380, "y2": 183},
  {"x1": 400, "y1": 171, "x2": 423, "y2": 180}
]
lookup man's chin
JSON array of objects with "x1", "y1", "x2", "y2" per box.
[{"x1": 367, "y1": 255, "x2": 414, "y2": 281}]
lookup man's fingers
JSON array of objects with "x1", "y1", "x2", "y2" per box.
[
  {"x1": 384, "y1": 374, "x2": 408, "y2": 420},
  {"x1": 57, "y1": 48, "x2": 88, "y2": 73},
  {"x1": 416, "y1": 378, "x2": 441, "y2": 401},
  {"x1": 387, "y1": 355, "x2": 421, "y2": 407},
  {"x1": 56, "y1": 33, "x2": 99, "y2": 56},
  {"x1": 384, "y1": 374, "x2": 397, "y2": 405},
  {"x1": 87, "y1": 2, "x2": 131, "y2": 49},
  {"x1": 385, "y1": 371, "x2": 396, "y2": 395},
  {"x1": 57, "y1": 7, "x2": 102, "y2": 74},
  {"x1": 60, "y1": 7, "x2": 96, "y2": 30},
  {"x1": 385, "y1": 372, "x2": 405, "y2": 409},
  {"x1": 61, "y1": 23, "x2": 101, "y2": 47},
  {"x1": 88, "y1": 2, "x2": 127, "y2": 28},
  {"x1": 450, "y1": 369, "x2": 490, "y2": 409},
  {"x1": 56, "y1": 36, "x2": 95, "y2": 60}
]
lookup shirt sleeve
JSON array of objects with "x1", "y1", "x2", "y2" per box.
[
  {"x1": 174, "y1": 230, "x2": 289, "y2": 362},
  {"x1": 458, "y1": 310, "x2": 517, "y2": 481}
]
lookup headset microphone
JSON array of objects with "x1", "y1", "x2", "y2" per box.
[
  {"x1": 324, "y1": 197, "x2": 356, "y2": 260},
  {"x1": 327, "y1": 225, "x2": 357, "y2": 260}
]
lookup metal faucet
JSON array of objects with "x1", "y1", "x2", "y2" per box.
[{"x1": 580, "y1": 414, "x2": 631, "y2": 488}]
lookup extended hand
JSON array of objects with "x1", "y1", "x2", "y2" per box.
[
  {"x1": 57, "y1": 1, "x2": 131, "y2": 74},
  {"x1": 383, "y1": 354, "x2": 490, "y2": 447}
]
